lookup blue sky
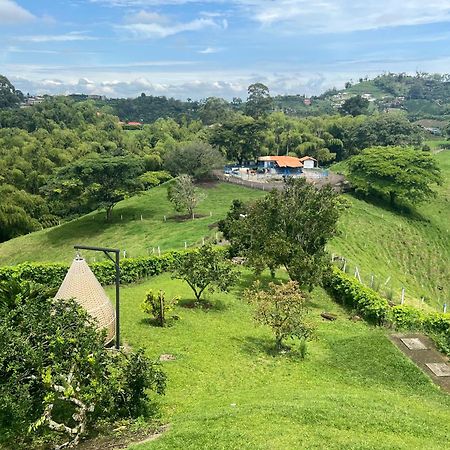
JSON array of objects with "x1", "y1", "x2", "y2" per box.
[{"x1": 2, "y1": 0, "x2": 450, "y2": 99}]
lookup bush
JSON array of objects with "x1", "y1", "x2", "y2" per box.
[
  {"x1": 141, "y1": 290, "x2": 179, "y2": 326},
  {"x1": 324, "y1": 266, "x2": 390, "y2": 325},
  {"x1": 0, "y1": 280, "x2": 166, "y2": 449},
  {"x1": 325, "y1": 266, "x2": 450, "y2": 355},
  {"x1": 244, "y1": 280, "x2": 313, "y2": 351},
  {"x1": 0, "y1": 250, "x2": 189, "y2": 287}
]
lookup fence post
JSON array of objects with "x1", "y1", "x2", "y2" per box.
[
  {"x1": 401, "y1": 288, "x2": 405, "y2": 305},
  {"x1": 184, "y1": 241, "x2": 187, "y2": 249},
  {"x1": 444, "y1": 303, "x2": 447, "y2": 313},
  {"x1": 158, "y1": 246, "x2": 161, "y2": 256},
  {"x1": 370, "y1": 274, "x2": 374, "y2": 288}
]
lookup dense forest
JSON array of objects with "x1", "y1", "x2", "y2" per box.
[{"x1": 0, "y1": 74, "x2": 438, "y2": 242}]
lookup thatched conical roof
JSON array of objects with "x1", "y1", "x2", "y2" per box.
[{"x1": 55, "y1": 256, "x2": 115, "y2": 344}]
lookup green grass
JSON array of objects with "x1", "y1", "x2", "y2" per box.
[
  {"x1": 329, "y1": 151, "x2": 450, "y2": 310},
  {"x1": 0, "y1": 182, "x2": 264, "y2": 265},
  {"x1": 1, "y1": 152, "x2": 449, "y2": 310},
  {"x1": 104, "y1": 272, "x2": 450, "y2": 449}
]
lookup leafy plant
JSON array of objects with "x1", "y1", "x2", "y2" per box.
[
  {"x1": 0, "y1": 280, "x2": 166, "y2": 449},
  {"x1": 171, "y1": 244, "x2": 237, "y2": 302},
  {"x1": 244, "y1": 281, "x2": 313, "y2": 351},
  {"x1": 167, "y1": 174, "x2": 206, "y2": 219},
  {"x1": 141, "y1": 290, "x2": 179, "y2": 326}
]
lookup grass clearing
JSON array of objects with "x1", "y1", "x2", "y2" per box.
[
  {"x1": 105, "y1": 272, "x2": 450, "y2": 449},
  {"x1": 0, "y1": 182, "x2": 264, "y2": 265}
]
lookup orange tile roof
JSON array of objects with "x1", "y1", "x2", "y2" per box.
[{"x1": 258, "y1": 155, "x2": 303, "y2": 168}]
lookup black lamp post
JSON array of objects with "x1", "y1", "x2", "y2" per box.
[{"x1": 74, "y1": 244, "x2": 120, "y2": 350}]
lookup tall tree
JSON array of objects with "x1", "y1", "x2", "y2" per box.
[
  {"x1": 224, "y1": 178, "x2": 342, "y2": 290},
  {"x1": 164, "y1": 141, "x2": 224, "y2": 180},
  {"x1": 167, "y1": 174, "x2": 205, "y2": 218},
  {"x1": 339, "y1": 95, "x2": 370, "y2": 116},
  {"x1": 245, "y1": 83, "x2": 273, "y2": 118},
  {"x1": 347, "y1": 146, "x2": 442, "y2": 206},
  {"x1": 47, "y1": 155, "x2": 144, "y2": 221},
  {"x1": 0, "y1": 75, "x2": 23, "y2": 109}
]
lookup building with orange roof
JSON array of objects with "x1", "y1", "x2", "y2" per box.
[{"x1": 257, "y1": 155, "x2": 304, "y2": 175}]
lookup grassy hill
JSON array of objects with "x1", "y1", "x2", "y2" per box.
[
  {"x1": 0, "y1": 182, "x2": 265, "y2": 265},
  {"x1": 1, "y1": 151, "x2": 449, "y2": 310},
  {"x1": 329, "y1": 150, "x2": 450, "y2": 311},
  {"x1": 102, "y1": 272, "x2": 450, "y2": 449}
]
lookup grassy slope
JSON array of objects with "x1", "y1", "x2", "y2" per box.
[
  {"x1": 1, "y1": 152, "x2": 448, "y2": 309},
  {"x1": 329, "y1": 151, "x2": 450, "y2": 310},
  {"x1": 0, "y1": 182, "x2": 264, "y2": 265},
  {"x1": 104, "y1": 273, "x2": 450, "y2": 450}
]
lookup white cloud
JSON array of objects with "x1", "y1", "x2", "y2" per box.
[
  {"x1": 236, "y1": 0, "x2": 450, "y2": 33},
  {"x1": 198, "y1": 47, "x2": 221, "y2": 54},
  {"x1": 124, "y1": 10, "x2": 168, "y2": 24},
  {"x1": 17, "y1": 32, "x2": 98, "y2": 43},
  {"x1": 119, "y1": 16, "x2": 221, "y2": 39},
  {"x1": 0, "y1": 0, "x2": 35, "y2": 24}
]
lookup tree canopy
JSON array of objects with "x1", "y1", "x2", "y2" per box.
[
  {"x1": 224, "y1": 178, "x2": 342, "y2": 290},
  {"x1": 347, "y1": 146, "x2": 442, "y2": 206},
  {"x1": 47, "y1": 155, "x2": 144, "y2": 221}
]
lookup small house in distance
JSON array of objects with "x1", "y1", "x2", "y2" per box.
[
  {"x1": 257, "y1": 156, "x2": 304, "y2": 176},
  {"x1": 299, "y1": 156, "x2": 318, "y2": 169}
]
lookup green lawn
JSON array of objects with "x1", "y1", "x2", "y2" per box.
[
  {"x1": 0, "y1": 182, "x2": 264, "y2": 265},
  {"x1": 2, "y1": 152, "x2": 449, "y2": 310},
  {"x1": 329, "y1": 151, "x2": 450, "y2": 310},
  {"x1": 105, "y1": 272, "x2": 450, "y2": 449}
]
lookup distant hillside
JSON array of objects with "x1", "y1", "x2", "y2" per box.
[{"x1": 274, "y1": 73, "x2": 450, "y2": 121}]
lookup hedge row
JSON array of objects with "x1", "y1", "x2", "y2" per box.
[
  {"x1": 0, "y1": 251, "x2": 186, "y2": 288},
  {"x1": 325, "y1": 266, "x2": 450, "y2": 355}
]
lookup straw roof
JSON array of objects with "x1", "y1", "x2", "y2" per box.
[{"x1": 55, "y1": 257, "x2": 115, "y2": 344}]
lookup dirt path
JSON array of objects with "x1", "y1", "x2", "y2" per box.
[{"x1": 389, "y1": 333, "x2": 450, "y2": 393}]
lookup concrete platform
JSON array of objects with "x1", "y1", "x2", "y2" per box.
[{"x1": 390, "y1": 333, "x2": 450, "y2": 393}]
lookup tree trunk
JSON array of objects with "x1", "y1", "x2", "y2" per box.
[
  {"x1": 389, "y1": 191, "x2": 396, "y2": 206},
  {"x1": 106, "y1": 205, "x2": 113, "y2": 222}
]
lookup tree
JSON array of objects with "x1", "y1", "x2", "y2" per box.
[
  {"x1": 244, "y1": 281, "x2": 313, "y2": 351},
  {"x1": 171, "y1": 245, "x2": 237, "y2": 302},
  {"x1": 198, "y1": 97, "x2": 234, "y2": 125},
  {"x1": 0, "y1": 75, "x2": 23, "y2": 108},
  {"x1": 339, "y1": 95, "x2": 370, "y2": 116},
  {"x1": 224, "y1": 178, "x2": 342, "y2": 290},
  {"x1": 245, "y1": 83, "x2": 273, "y2": 118},
  {"x1": 164, "y1": 141, "x2": 224, "y2": 180},
  {"x1": 347, "y1": 146, "x2": 442, "y2": 206},
  {"x1": 47, "y1": 155, "x2": 144, "y2": 221},
  {"x1": 141, "y1": 290, "x2": 179, "y2": 327},
  {"x1": 167, "y1": 174, "x2": 205, "y2": 218},
  {"x1": 208, "y1": 115, "x2": 265, "y2": 164},
  {"x1": 349, "y1": 114, "x2": 423, "y2": 149}
]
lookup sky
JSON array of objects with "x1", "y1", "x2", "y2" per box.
[{"x1": 2, "y1": 0, "x2": 450, "y2": 99}]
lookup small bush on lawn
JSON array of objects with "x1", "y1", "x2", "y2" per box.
[
  {"x1": 0, "y1": 280, "x2": 166, "y2": 450},
  {"x1": 244, "y1": 280, "x2": 314, "y2": 353},
  {"x1": 141, "y1": 290, "x2": 179, "y2": 327},
  {"x1": 171, "y1": 244, "x2": 237, "y2": 303}
]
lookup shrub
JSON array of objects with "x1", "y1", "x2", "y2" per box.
[
  {"x1": 171, "y1": 244, "x2": 237, "y2": 302},
  {"x1": 0, "y1": 250, "x2": 190, "y2": 287},
  {"x1": 0, "y1": 280, "x2": 165, "y2": 449},
  {"x1": 390, "y1": 305, "x2": 425, "y2": 330},
  {"x1": 141, "y1": 290, "x2": 179, "y2": 327},
  {"x1": 325, "y1": 266, "x2": 450, "y2": 355},
  {"x1": 324, "y1": 266, "x2": 390, "y2": 325},
  {"x1": 244, "y1": 281, "x2": 313, "y2": 351}
]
